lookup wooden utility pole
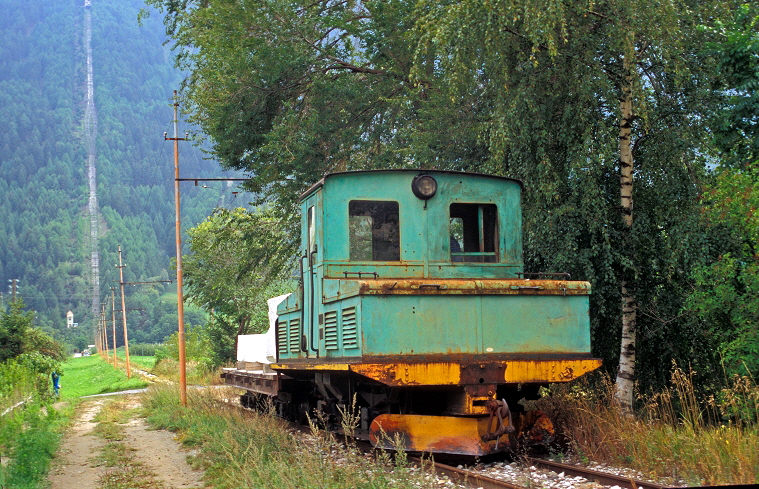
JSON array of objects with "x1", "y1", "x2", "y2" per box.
[
  {"x1": 101, "y1": 303, "x2": 109, "y2": 359},
  {"x1": 165, "y1": 90, "x2": 188, "y2": 406},
  {"x1": 111, "y1": 286, "x2": 117, "y2": 367},
  {"x1": 116, "y1": 245, "x2": 131, "y2": 378}
]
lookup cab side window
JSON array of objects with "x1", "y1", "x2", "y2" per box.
[
  {"x1": 349, "y1": 201, "x2": 400, "y2": 261},
  {"x1": 450, "y1": 203, "x2": 498, "y2": 263}
]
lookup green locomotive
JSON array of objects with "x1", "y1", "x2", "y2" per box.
[{"x1": 223, "y1": 170, "x2": 600, "y2": 455}]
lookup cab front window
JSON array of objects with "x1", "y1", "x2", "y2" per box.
[{"x1": 349, "y1": 200, "x2": 400, "y2": 261}]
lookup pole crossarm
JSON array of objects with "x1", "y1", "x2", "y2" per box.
[
  {"x1": 124, "y1": 281, "x2": 173, "y2": 285},
  {"x1": 176, "y1": 178, "x2": 249, "y2": 182}
]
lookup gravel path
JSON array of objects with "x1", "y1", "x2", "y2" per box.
[{"x1": 48, "y1": 396, "x2": 205, "y2": 489}]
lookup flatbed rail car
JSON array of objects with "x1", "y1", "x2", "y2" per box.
[{"x1": 222, "y1": 170, "x2": 601, "y2": 456}]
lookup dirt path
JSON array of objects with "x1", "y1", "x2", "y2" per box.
[{"x1": 48, "y1": 395, "x2": 205, "y2": 489}]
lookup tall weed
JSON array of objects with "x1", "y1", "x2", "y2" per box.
[
  {"x1": 536, "y1": 367, "x2": 759, "y2": 485},
  {"x1": 142, "y1": 385, "x2": 431, "y2": 489}
]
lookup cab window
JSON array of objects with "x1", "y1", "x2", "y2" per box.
[
  {"x1": 450, "y1": 203, "x2": 498, "y2": 262},
  {"x1": 349, "y1": 201, "x2": 400, "y2": 261}
]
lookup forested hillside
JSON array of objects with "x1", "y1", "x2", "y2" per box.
[{"x1": 0, "y1": 0, "x2": 237, "y2": 349}]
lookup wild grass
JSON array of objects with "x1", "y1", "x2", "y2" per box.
[
  {"x1": 535, "y1": 367, "x2": 759, "y2": 486},
  {"x1": 142, "y1": 384, "x2": 433, "y2": 489},
  {"x1": 60, "y1": 354, "x2": 148, "y2": 399},
  {"x1": 111, "y1": 345, "x2": 158, "y2": 369},
  {"x1": 1, "y1": 354, "x2": 155, "y2": 489},
  {"x1": 0, "y1": 402, "x2": 68, "y2": 489},
  {"x1": 150, "y1": 357, "x2": 222, "y2": 385}
]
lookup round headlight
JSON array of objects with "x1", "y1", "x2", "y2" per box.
[{"x1": 411, "y1": 174, "x2": 437, "y2": 200}]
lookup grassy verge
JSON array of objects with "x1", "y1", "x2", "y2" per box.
[
  {"x1": 142, "y1": 385, "x2": 433, "y2": 489},
  {"x1": 0, "y1": 401, "x2": 73, "y2": 489},
  {"x1": 59, "y1": 354, "x2": 148, "y2": 399},
  {"x1": 537, "y1": 369, "x2": 759, "y2": 486},
  {"x1": 1, "y1": 354, "x2": 148, "y2": 488}
]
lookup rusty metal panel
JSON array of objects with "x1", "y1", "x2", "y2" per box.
[
  {"x1": 370, "y1": 414, "x2": 509, "y2": 456},
  {"x1": 341, "y1": 278, "x2": 591, "y2": 296},
  {"x1": 348, "y1": 358, "x2": 601, "y2": 386},
  {"x1": 503, "y1": 359, "x2": 602, "y2": 383},
  {"x1": 350, "y1": 362, "x2": 462, "y2": 386}
]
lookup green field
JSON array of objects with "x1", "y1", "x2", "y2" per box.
[
  {"x1": 109, "y1": 348, "x2": 157, "y2": 370},
  {"x1": 59, "y1": 354, "x2": 149, "y2": 399}
]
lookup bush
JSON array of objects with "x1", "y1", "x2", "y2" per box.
[
  {"x1": 126, "y1": 343, "x2": 162, "y2": 357},
  {"x1": 155, "y1": 326, "x2": 213, "y2": 370}
]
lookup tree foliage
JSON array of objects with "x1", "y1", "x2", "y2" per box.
[
  {"x1": 706, "y1": 3, "x2": 759, "y2": 164},
  {"x1": 685, "y1": 4, "x2": 759, "y2": 375},
  {"x1": 0, "y1": 299, "x2": 66, "y2": 403},
  {"x1": 183, "y1": 207, "x2": 295, "y2": 364},
  {"x1": 0, "y1": 301, "x2": 33, "y2": 363},
  {"x1": 145, "y1": 0, "x2": 428, "y2": 210},
  {"x1": 148, "y1": 0, "x2": 755, "y2": 402}
]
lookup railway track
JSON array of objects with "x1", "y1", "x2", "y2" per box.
[
  {"x1": 234, "y1": 399, "x2": 686, "y2": 489},
  {"x1": 526, "y1": 458, "x2": 669, "y2": 489},
  {"x1": 416, "y1": 456, "x2": 673, "y2": 489}
]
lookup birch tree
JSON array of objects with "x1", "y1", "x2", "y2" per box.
[{"x1": 412, "y1": 0, "x2": 726, "y2": 409}]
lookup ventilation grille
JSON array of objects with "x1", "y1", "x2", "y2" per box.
[
  {"x1": 324, "y1": 311, "x2": 338, "y2": 350},
  {"x1": 342, "y1": 306, "x2": 358, "y2": 349},
  {"x1": 277, "y1": 320, "x2": 288, "y2": 354},
  {"x1": 289, "y1": 318, "x2": 301, "y2": 353}
]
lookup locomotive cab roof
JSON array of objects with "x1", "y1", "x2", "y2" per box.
[
  {"x1": 299, "y1": 169, "x2": 523, "y2": 202},
  {"x1": 296, "y1": 169, "x2": 526, "y2": 280}
]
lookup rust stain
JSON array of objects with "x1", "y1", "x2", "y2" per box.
[
  {"x1": 370, "y1": 414, "x2": 506, "y2": 455},
  {"x1": 351, "y1": 278, "x2": 590, "y2": 296},
  {"x1": 350, "y1": 358, "x2": 601, "y2": 386}
]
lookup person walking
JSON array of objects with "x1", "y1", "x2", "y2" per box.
[{"x1": 51, "y1": 371, "x2": 60, "y2": 397}]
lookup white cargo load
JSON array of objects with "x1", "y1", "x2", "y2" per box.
[{"x1": 236, "y1": 294, "x2": 290, "y2": 368}]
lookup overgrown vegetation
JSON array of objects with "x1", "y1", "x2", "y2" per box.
[
  {"x1": 0, "y1": 403, "x2": 69, "y2": 489},
  {"x1": 536, "y1": 367, "x2": 759, "y2": 485},
  {"x1": 0, "y1": 299, "x2": 68, "y2": 487},
  {"x1": 151, "y1": 325, "x2": 222, "y2": 384},
  {"x1": 142, "y1": 385, "x2": 433, "y2": 489},
  {"x1": 1, "y1": 352, "x2": 153, "y2": 488}
]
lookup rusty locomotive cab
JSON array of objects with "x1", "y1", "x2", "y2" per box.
[{"x1": 222, "y1": 170, "x2": 601, "y2": 455}]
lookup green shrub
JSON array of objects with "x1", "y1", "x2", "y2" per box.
[{"x1": 154, "y1": 326, "x2": 213, "y2": 371}]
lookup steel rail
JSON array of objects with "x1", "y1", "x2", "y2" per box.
[
  {"x1": 412, "y1": 456, "x2": 527, "y2": 489},
  {"x1": 526, "y1": 457, "x2": 669, "y2": 489}
]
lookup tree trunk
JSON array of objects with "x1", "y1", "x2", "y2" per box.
[
  {"x1": 615, "y1": 70, "x2": 637, "y2": 411},
  {"x1": 233, "y1": 316, "x2": 250, "y2": 362}
]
